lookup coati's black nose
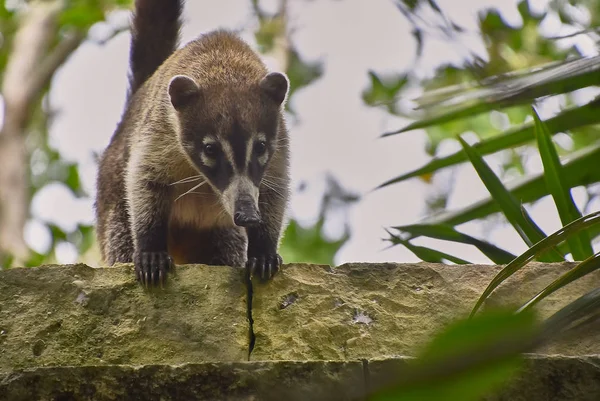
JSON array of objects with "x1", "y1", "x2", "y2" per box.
[
  {"x1": 234, "y1": 198, "x2": 261, "y2": 227},
  {"x1": 234, "y1": 212, "x2": 260, "y2": 227}
]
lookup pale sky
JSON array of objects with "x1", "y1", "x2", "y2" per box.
[{"x1": 18, "y1": 0, "x2": 599, "y2": 265}]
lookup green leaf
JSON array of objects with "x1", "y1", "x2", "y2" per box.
[
  {"x1": 279, "y1": 218, "x2": 348, "y2": 266},
  {"x1": 424, "y1": 143, "x2": 600, "y2": 228},
  {"x1": 23, "y1": 250, "x2": 47, "y2": 268},
  {"x1": 470, "y1": 211, "x2": 600, "y2": 317},
  {"x1": 382, "y1": 101, "x2": 497, "y2": 137},
  {"x1": 0, "y1": 253, "x2": 15, "y2": 270},
  {"x1": 362, "y1": 71, "x2": 409, "y2": 114},
  {"x1": 60, "y1": 4, "x2": 105, "y2": 28},
  {"x1": 65, "y1": 163, "x2": 83, "y2": 196},
  {"x1": 447, "y1": 57, "x2": 597, "y2": 111},
  {"x1": 369, "y1": 309, "x2": 538, "y2": 401},
  {"x1": 378, "y1": 97, "x2": 600, "y2": 189},
  {"x1": 387, "y1": 233, "x2": 471, "y2": 264},
  {"x1": 382, "y1": 56, "x2": 600, "y2": 137},
  {"x1": 391, "y1": 224, "x2": 516, "y2": 264},
  {"x1": 518, "y1": 252, "x2": 600, "y2": 313},
  {"x1": 47, "y1": 223, "x2": 68, "y2": 244},
  {"x1": 254, "y1": 15, "x2": 284, "y2": 53},
  {"x1": 532, "y1": 107, "x2": 592, "y2": 260},
  {"x1": 458, "y1": 136, "x2": 561, "y2": 262},
  {"x1": 284, "y1": 47, "x2": 323, "y2": 114},
  {"x1": 76, "y1": 224, "x2": 96, "y2": 254}
]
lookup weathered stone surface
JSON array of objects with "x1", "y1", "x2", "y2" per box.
[
  {"x1": 490, "y1": 355, "x2": 600, "y2": 401},
  {"x1": 1, "y1": 357, "x2": 597, "y2": 401},
  {"x1": 367, "y1": 355, "x2": 600, "y2": 401},
  {"x1": 0, "y1": 264, "x2": 248, "y2": 372},
  {"x1": 2, "y1": 262, "x2": 599, "y2": 400},
  {"x1": 0, "y1": 361, "x2": 365, "y2": 401},
  {"x1": 250, "y1": 262, "x2": 600, "y2": 360}
]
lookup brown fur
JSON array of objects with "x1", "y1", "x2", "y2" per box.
[{"x1": 95, "y1": 5, "x2": 290, "y2": 283}]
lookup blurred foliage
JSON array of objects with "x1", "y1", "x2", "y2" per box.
[
  {"x1": 369, "y1": 308, "x2": 537, "y2": 401},
  {"x1": 364, "y1": 6, "x2": 600, "y2": 396},
  {"x1": 0, "y1": 0, "x2": 131, "y2": 268},
  {"x1": 362, "y1": 71, "x2": 409, "y2": 115},
  {"x1": 470, "y1": 210, "x2": 600, "y2": 317},
  {"x1": 0, "y1": 3, "x2": 17, "y2": 80},
  {"x1": 280, "y1": 175, "x2": 360, "y2": 265},
  {"x1": 368, "y1": 215, "x2": 600, "y2": 398},
  {"x1": 251, "y1": 0, "x2": 323, "y2": 114},
  {"x1": 377, "y1": 0, "x2": 599, "y2": 153},
  {"x1": 279, "y1": 219, "x2": 348, "y2": 266},
  {"x1": 365, "y1": 0, "x2": 600, "y2": 264},
  {"x1": 368, "y1": 284, "x2": 600, "y2": 400}
]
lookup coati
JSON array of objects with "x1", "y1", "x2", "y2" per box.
[{"x1": 95, "y1": 0, "x2": 291, "y2": 286}]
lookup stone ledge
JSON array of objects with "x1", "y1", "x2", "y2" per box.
[
  {"x1": 1, "y1": 356, "x2": 598, "y2": 401},
  {"x1": 252, "y1": 262, "x2": 600, "y2": 359},
  {"x1": 0, "y1": 264, "x2": 248, "y2": 372},
  {"x1": 1, "y1": 262, "x2": 599, "y2": 400},
  {"x1": 0, "y1": 361, "x2": 366, "y2": 401}
]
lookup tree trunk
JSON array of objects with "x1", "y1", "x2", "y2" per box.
[{"x1": 0, "y1": 0, "x2": 82, "y2": 266}]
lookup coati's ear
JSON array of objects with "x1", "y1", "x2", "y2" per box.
[
  {"x1": 259, "y1": 72, "x2": 289, "y2": 106},
  {"x1": 168, "y1": 75, "x2": 200, "y2": 110}
]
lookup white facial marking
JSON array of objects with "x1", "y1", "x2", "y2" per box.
[
  {"x1": 221, "y1": 175, "x2": 260, "y2": 221},
  {"x1": 245, "y1": 136, "x2": 254, "y2": 172},
  {"x1": 221, "y1": 140, "x2": 236, "y2": 173}
]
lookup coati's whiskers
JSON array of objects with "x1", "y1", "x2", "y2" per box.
[
  {"x1": 263, "y1": 180, "x2": 283, "y2": 197},
  {"x1": 169, "y1": 175, "x2": 203, "y2": 186},
  {"x1": 175, "y1": 180, "x2": 207, "y2": 201},
  {"x1": 216, "y1": 208, "x2": 229, "y2": 222},
  {"x1": 186, "y1": 192, "x2": 211, "y2": 197},
  {"x1": 261, "y1": 179, "x2": 286, "y2": 199},
  {"x1": 263, "y1": 174, "x2": 287, "y2": 182},
  {"x1": 212, "y1": 202, "x2": 229, "y2": 222}
]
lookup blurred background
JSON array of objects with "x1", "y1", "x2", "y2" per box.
[{"x1": 1, "y1": 0, "x2": 599, "y2": 268}]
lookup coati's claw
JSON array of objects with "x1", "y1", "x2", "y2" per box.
[
  {"x1": 246, "y1": 253, "x2": 282, "y2": 281},
  {"x1": 247, "y1": 257, "x2": 257, "y2": 277},
  {"x1": 134, "y1": 251, "x2": 172, "y2": 287},
  {"x1": 158, "y1": 269, "x2": 165, "y2": 289}
]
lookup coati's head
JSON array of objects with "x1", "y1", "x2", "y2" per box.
[{"x1": 167, "y1": 72, "x2": 289, "y2": 227}]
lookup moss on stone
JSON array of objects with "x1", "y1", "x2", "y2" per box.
[{"x1": 0, "y1": 264, "x2": 248, "y2": 372}]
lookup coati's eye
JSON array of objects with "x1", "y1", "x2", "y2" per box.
[
  {"x1": 254, "y1": 141, "x2": 267, "y2": 156},
  {"x1": 203, "y1": 143, "x2": 217, "y2": 157}
]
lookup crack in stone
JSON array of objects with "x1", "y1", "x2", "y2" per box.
[
  {"x1": 245, "y1": 269, "x2": 255, "y2": 361},
  {"x1": 362, "y1": 359, "x2": 371, "y2": 399}
]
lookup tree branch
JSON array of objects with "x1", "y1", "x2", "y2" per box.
[{"x1": 28, "y1": 29, "x2": 86, "y2": 101}]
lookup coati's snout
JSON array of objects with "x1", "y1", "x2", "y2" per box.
[
  {"x1": 233, "y1": 195, "x2": 261, "y2": 227},
  {"x1": 221, "y1": 176, "x2": 261, "y2": 227}
]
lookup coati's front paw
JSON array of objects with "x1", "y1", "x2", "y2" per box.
[
  {"x1": 246, "y1": 253, "x2": 282, "y2": 281},
  {"x1": 134, "y1": 251, "x2": 173, "y2": 287}
]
